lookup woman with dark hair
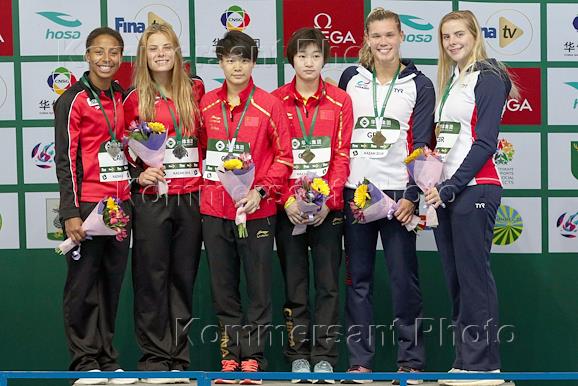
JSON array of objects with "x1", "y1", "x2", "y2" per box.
[
  {"x1": 273, "y1": 27, "x2": 353, "y2": 381},
  {"x1": 54, "y1": 27, "x2": 136, "y2": 385}
]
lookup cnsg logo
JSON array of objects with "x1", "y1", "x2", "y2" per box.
[
  {"x1": 313, "y1": 13, "x2": 356, "y2": 45},
  {"x1": 47, "y1": 67, "x2": 77, "y2": 95},
  {"x1": 399, "y1": 14, "x2": 433, "y2": 43},
  {"x1": 36, "y1": 11, "x2": 82, "y2": 40},
  {"x1": 31, "y1": 142, "x2": 56, "y2": 169},
  {"x1": 494, "y1": 139, "x2": 515, "y2": 165},
  {"x1": 482, "y1": 10, "x2": 532, "y2": 54},
  {"x1": 556, "y1": 212, "x2": 578, "y2": 238},
  {"x1": 493, "y1": 204, "x2": 523, "y2": 246},
  {"x1": 565, "y1": 82, "x2": 578, "y2": 110},
  {"x1": 221, "y1": 5, "x2": 251, "y2": 32}
]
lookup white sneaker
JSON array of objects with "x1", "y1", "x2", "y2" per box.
[
  {"x1": 291, "y1": 359, "x2": 311, "y2": 384},
  {"x1": 313, "y1": 361, "x2": 335, "y2": 384},
  {"x1": 170, "y1": 370, "x2": 190, "y2": 384},
  {"x1": 439, "y1": 369, "x2": 504, "y2": 386},
  {"x1": 109, "y1": 369, "x2": 138, "y2": 385},
  {"x1": 141, "y1": 375, "x2": 175, "y2": 384},
  {"x1": 74, "y1": 369, "x2": 108, "y2": 385}
]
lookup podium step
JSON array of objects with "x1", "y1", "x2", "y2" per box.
[{"x1": 130, "y1": 382, "x2": 516, "y2": 386}]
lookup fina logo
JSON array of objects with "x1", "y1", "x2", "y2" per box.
[
  {"x1": 115, "y1": 17, "x2": 145, "y2": 33},
  {"x1": 313, "y1": 13, "x2": 356, "y2": 44},
  {"x1": 31, "y1": 142, "x2": 56, "y2": 169},
  {"x1": 47, "y1": 67, "x2": 77, "y2": 95},
  {"x1": 399, "y1": 14, "x2": 433, "y2": 43},
  {"x1": 556, "y1": 212, "x2": 578, "y2": 238},
  {"x1": 36, "y1": 11, "x2": 82, "y2": 40},
  {"x1": 221, "y1": 5, "x2": 251, "y2": 32}
]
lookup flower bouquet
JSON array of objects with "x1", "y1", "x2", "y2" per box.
[
  {"x1": 126, "y1": 120, "x2": 169, "y2": 195},
  {"x1": 404, "y1": 146, "x2": 444, "y2": 228},
  {"x1": 350, "y1": 178, "x2": 419, "y2": 231},
  {"x1": 290, "y1": 175, "x2": 330, "y2": 235},
  {"x1": 56, "y1": 197, "x2": 129, "y2": 260},
  {"x1": 217, "y1": 153, "x2": 255, "y2": 238}
]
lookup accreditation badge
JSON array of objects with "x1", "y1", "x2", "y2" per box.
[
  {"x1": 435, "y1": 121, "x2": 461, "y2": 162},
  {"x1": 164, "y1": 136, "x2": 201, "y2": 179},
  {"x1": 290, "y1": 136, "x2": 331, "y2": 179},
  {"x1": 350, "y1": 116, "x2": 400, "y2": 159},
  {"x1": 98, "y1": 140, "x2": 129, "y2": 182},
  {"x1": 203, "y1": 138, "x2": 251, "y2": 182}
]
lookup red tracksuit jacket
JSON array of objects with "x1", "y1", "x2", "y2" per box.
[
  {"x1": 54, "y1": 72, "x2": 130, "y2": 221},
  {"x1": 272, "y1": 77, "x2": 353, "y2": 211},
  {"x1": 199, "y1": 78, "x2": 293, "y2": 220},
  {"x1": 123, "y1": 76, "x2": 205, "y2": 195}
]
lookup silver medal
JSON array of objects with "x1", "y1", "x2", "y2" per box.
[{"x1": 107, "y1": 140, "x2": 121, "y2": 158}]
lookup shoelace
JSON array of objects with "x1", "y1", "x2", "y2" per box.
[
  {"x1": 241, "y1": 360, "x2": 259, "y2": 372},
  {"x1": 222, "y1": 360, "x2": 239, "y2": 372}
]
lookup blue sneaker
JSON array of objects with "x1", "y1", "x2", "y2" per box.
[{"x1": 291, "y1": 359, "x2": 311, "y2": 384}]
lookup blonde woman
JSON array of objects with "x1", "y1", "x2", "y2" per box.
[
  {"x1": 123, "y1": 23, "x2": 204, "y2": 383},
  {"x1": 338, "y1": 8, "x2": 435, "y2": 383},
  {"x1": 425, "y1": 10, "x2": 516, "y2": 386}
]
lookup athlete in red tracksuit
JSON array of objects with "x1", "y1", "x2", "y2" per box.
[
  {"x1": 199, "y1": 31, "x2": 292, "y2": 384},
  {"x1": 54, "y1": 27, "x2": 134, "y2": 384},
  {"x1": 271, "y1": 28, "x2": 353, "y2": 379},
  {"x1": 122, "y1": 23, "x2": 204, "y2": 382}
]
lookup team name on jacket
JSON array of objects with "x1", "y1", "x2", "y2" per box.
[
  {"x1": 338, "y1": 60, "x2": 435, "y2": 191},
  {"x1": 272, "y1": 77, "x2": 353, "y2": 211},
  {"x1": 54, "y1": 74, "x2": 130, "y2": 222}
]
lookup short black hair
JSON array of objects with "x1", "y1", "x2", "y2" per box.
[
  {"x1": 86, "y1": 27, "x2": 124, "y2": 53},
  {"x1": 215, "y1": 31, "x2": 258, "y2": 62},
  {"x1": 286, "y1": 28, "x2": 329, "y2": 66}
]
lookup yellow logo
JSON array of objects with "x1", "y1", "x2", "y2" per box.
[
  {"x1": 499, "y1": 16, "x2": 523, "y2": 48},
  {"x1": 256, "y1": 230, "x2": 270, "y2": 238},
  {"x1": 148, "y1": 11, "x2": 171, "y2": 27}
]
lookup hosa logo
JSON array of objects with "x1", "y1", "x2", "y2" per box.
[
  {"x1": 314, "y1": 13, "x2": 356, "y2": 44},
  {"x1": 221, "y1": 5, "x2": 251, "y2": 32},
  {"x1": 399, "y1": 14, "x2": 433, "y2": 43},
  {"x1": 37, "y1": 11, "x2": 82, "y2": 40},
  {"x1": 565, "y1": 82, "x2": 578, "y2": 110}
]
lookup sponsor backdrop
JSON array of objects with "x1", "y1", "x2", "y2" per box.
[{"x1": 0, "y1": 0, "x2": 576, "y2": 381}]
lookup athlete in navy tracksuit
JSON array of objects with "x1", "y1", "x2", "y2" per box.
[
  {"x1": 426, "y1": 10, "x2": 514, "y2": 386},
  {"x1": 338, "y1": 8, "x2": 435, "y2": 380}
]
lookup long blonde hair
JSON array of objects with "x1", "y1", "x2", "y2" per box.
[
  {"x1": 359, "y1": 7, "x2": 402, "y2": 70},
  {"x1": 134, "y1": 23, "x2": 200, "y2": 137},
  {"x1": 437, "y1": 10, "x2": 518, "y2": 99}
]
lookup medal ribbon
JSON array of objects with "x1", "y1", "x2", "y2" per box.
[
  {"x1": 81, "y1": 75, "x2": 117, "y2": 141},
  {"x1": 221, "y1": 87, "x2": 256, "y2": 153},
  {"x1": 372, "y1": 63, "x2": 401, "y2": 130}
]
